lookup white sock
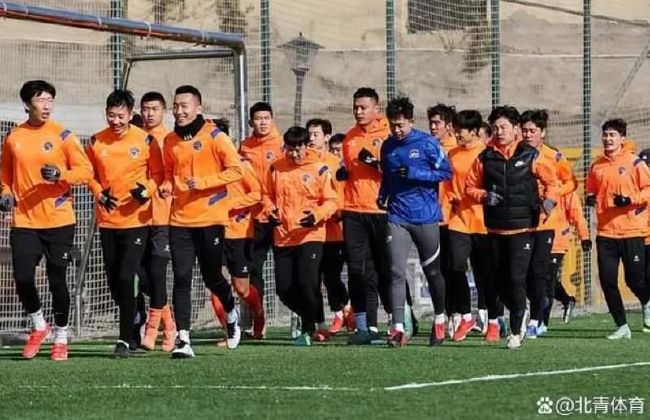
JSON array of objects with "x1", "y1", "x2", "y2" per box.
[
  {"x1": 227, "y1": 308, "x2": 238, "y2": 324},
  {"x1": 488, "y1": 319, "x2": 499, "y2": 325},
  {"x1": 369, "y1": 326, "x2": 379, "y2": 333},
  {"x1": 178, "y1": 329, "x2": 190, "y2": 344},
  {"x1": 117, "y1": 339, "x2": 129, "y2": 347},
  {"x1": 462, "y1": 313, "x2": 472, "y2": 322},
  {"x1": 334, "y1": 310, "x2": 343, "y2": 319},
  {"x1": 434, "y1": 313, "x2": 445, "y2": 324},
  {"x1": 529, "y1": 320, "x2": 539, "y2": 328},
  {"x1": 318, "y1": 322, "x2": 327, "y2": 330},
  {"x1": 393, "y1": 322, "x2": 405, "y2": 333},
  {"x1": 54, "y1": 326, "x2": 68, "y2": 344},
  {"x1": 29, "y1": 309, "x2": 47, "y2": 331}
]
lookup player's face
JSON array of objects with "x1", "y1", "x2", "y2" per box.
[
  {"x1": 106, "y1": 105, "x2": 133, "y2": 136},
  {"x1": 521, "y1": 122, "x2": 545, "y2": 148},
  {"x1": 478, "y1": 126, "x2": 491, "y2": 144},
  {"x1": 492, "y1": 117, "x2": 516, "y2": 146},
  {"x1": 286, "y1": 143, "x2": 307, "y2": 163},
  {"x1": 429, "y1": 115, "x2": 451, "y2": 139},
  {"x1": 141, "y1": 100, "x2": 165, "y2": 130},
  {"x1": 602, "y1": 129, "x2": 623, "y2": 154},
  {"x1": 388, "y1": 115, "x2": 413, "y2": 140},
  {"x1": 26, "y1": 91, "x2": 54, "y2": 125},
  {"x1": 353, "y1": 97, "x2": 379, "y2": 126},
  {"x1": 250, "y1": 111, "x2": 274, "y2": 137},
  {"x1": 308, "y1": 125, "x2": 329, "y2": 151},
  {"x1": 173, "y1": 93, "x2": 202, "y2": 127},
  {"x1": 329, "y1": 142, "x2": 343, "y2": 158},
  {"x1": 455, "y1": 128, "x2": 477, "y2": 146}
]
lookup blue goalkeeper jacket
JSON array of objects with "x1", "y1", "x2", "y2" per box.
[{"x1": 379, "y1": 128, "x2": 452, "y2": 225}]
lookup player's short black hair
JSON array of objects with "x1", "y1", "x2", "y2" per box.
[
  {"x1": 141, "y1": 91, "x2": 166, "y2": 108},
  {"x1": 427, "y1": 103, "x2": 456, "y2": 124},
  {"x1": 602, "y1": 118, "x2": 627, "y2": 137},
  {"x1": 329, "y1": 133, "x2": 345, "y2": 145},
  {"x1": 130, "y1": 113, "x2": 144, "y2": 128},
  {"x1": 481, "y1": 121, "x2": 492, "y2": 137},
  {"x1": 283, "y1": 126, "x2": 310, "y2": 147},
  {"x1": 488, "y1": 105, "x2": 520, "y2": 126},
  {"x1": 250, "y1": 102, "x2": 273, "y2": 120},
  {"x1": 20, "y1": 80, "x2": 56, "y2": 103},
  {"x1": 520, "y1": 109, "x2": 549, "y2": 131},
  {"x1": 175, "y1": 85, "x2": 202, "y2": 105},
  {"x1": 386, "y1": 96, "x2": 414, "y2": 120},
  {"x1": 353, "y1": 87, "x2": 379, "y2": 103},
  {"x1": 306, "y1": 118, "x2": 332, "y2": 136},
  {"x1": 453, "y1": 110, "x2": 483, "y2": 133},
  {"x1": 212, "y1": 117, "x2": 230, "y2": 135},
  {"x1": 106, "y1": 89, "x2": 135, "y2": 111}
]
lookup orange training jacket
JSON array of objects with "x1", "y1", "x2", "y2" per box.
[
  {"x1": 464, "y1": 139, "x2": 560, "y2": 235},
  {"x1": 587, "y1": 148, "x2": 650, "y2": 238},
  {"x1": 163, "y1": 123, "x2": 243, "y2": 228},
  {"x1": 86, "y1": 125, "x2": 164, "y2": 229},
  {"x1": 438, "y1": 135, "x2": 457, "y2": 226},
  {"x1": 447, "y1": 139, "x2": 486, "y2": 235},
  {"x1": 534, "y1": 143, "x2": 578, "y2": 231},
  {"x1": 342, "y1": 115, "x2": 390, "y2": 213},
  {"x1": 262, "y1": 149, "x2": 338, "y2": 247},
  {"x1": 322, "y1": 150, "x2": 344, "y2": 242},
  {"x1": 147, "y1": 124, "x2": 172, "y2": 226},
  {"x1": 225, "y1": 157, "x2": 262, "y2": 240},
  {"x1": 552, "y1": 191, "x2": 589, "y2": 253},
  {"x1": 239, "y1": 127, "x2": 284, "y2": 222},
  {"x1": 1, "y1": 119, "x2": 93, "y2": 228}
]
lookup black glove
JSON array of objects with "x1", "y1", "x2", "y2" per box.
[
  {"x1": 335, "y1": 166, "x2": 349, "y2": 181},
  {"x1": 397, "y1": 166, "x2": 408, "y2": 179},
  {"x1": 129, "y1": 182, "x2": 150, "y2": 205},
  {"x1": 41, "y1": 164, "x2": 61, "y2": 182},
  {"x1": 585, "y1": 194, "x2": 596, "y2": 207},
  {"x1": 299, "y1": 211, "x2": 316, "y2": 228},
  {"x1": 0, "y1": 194, "x2": 14, "y2": 212},
  {"x1": 542, "y1": 199, "x2": 556, "y2": 216},
  {"x1": 357, "y1": 148, "x2": 379, "y2": 169},
  {"x1": 98, "y1": 188, "x2": 118, "y2": 212},
  {"x1": 581, "y1": 239, "x2": 592, "y2": 252},
  {"x1": 268, "y1": 210, "x2": 281, "y2": 227},
  {"x1": 613, "y1": 194, "x2": 631, "y2": 207},
  {"x1": 376, "y1": 197, "x2": 388, "y2": 211},
  {"x1": 484, "y1": 191, "x2": 503, "y2": 207}
]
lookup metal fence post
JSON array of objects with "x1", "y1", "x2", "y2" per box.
[
  {"x1": 386, "y1": 0, "x2": 396, "y2": 101},
  {"x1": 261, "y1": 0, "x2": 271, "y2": 103},
  {"x1": 490, "y1": 0, "x2": 500, "y2": 109},
  {"x1": 582, "y1": 0, "x2": 593, "y2": 305}
]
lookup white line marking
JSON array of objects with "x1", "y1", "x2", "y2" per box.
[{"x1": 6, "y1": 362, "x2": 649, "y2": 392}]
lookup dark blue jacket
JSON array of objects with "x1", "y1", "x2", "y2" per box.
[{"x1": 379, "y1": 129, "x2": 452, "y2": 224}]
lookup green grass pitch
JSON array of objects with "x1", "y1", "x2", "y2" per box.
[{"x1": 1, "y1": 314, "x2": 648, "y2": 420}]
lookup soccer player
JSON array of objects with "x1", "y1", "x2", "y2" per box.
[
  {"x1": 427, "y1": 103, "x2": 459, "y2": 336},
  {"x1": 379, "y1": 97, "x2": 451, "y2": 347},
  {"x1": 306, "y1": 118, "x2": 351, "y2": 339},
  {"x1": 86, "y1": 89, "x2": 164, "y2": 357},
  {"x1": 586, "y1": 119, "x2": 650, "y2": 339},
  {"x1": 520, "y1": 110, "x2": 577, "y2": 338},
  {"x1": 447, "y1": 110, "x2": 500, "y2": 342},
  {"x1": 328, "y1": 133, "x2": 345, "y2": 159},
  {"x1": 337, "y1": 87, "x2": 390, "y2": 345},
  {"x1": 465, "y1": 105, "x2": 559, "y2": 349},
  {"x1": 159, "y1": 85, "x2": 243, "y2": 357},
  {"x1": 239, "y1": 102, "x2": 283, "y2": 333},
  {"x1": 262, "y1": 126, "x2": 338, "y2": 346},
  {"x1": 138, "y1": 91, "x2": 176, "y2": 352},
  {"x1": 0, "y1": 80, "x2": 93, "y2": 361},
  {"x1": 542, "y1": 190, "x2": 589, "y2": 330}
]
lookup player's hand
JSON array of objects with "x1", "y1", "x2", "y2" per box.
[
  {"x1": 585, "y1": 194, "x2": 596, "y2": 207},
  {"x1": 335, "y1": 166, "x2": 349, "y2": 181},
  {"x1": 268, "y1": 209, "x2": 281, "y2": 227},
  {"x1": 130, "y1": 182, "x2": 150, "y2": 205},
  {"x1": 613, "y1": 194, "x2": 631, "y2": 207},
  {"x1": 299, "y1": 210, "x2": 316, "y2": 228},
  {"x1": 581, "y1": 239, "x2": 592, "y2": 252},
  {"x1": 397, "y1": 166, "x2": 409, "y2": 178},
  {"x1": 0, "y1": 194, "x2": 15, "y2": 212},
  {"x1": 358, "y1": 148, "x2": 379, "y2": 169},
  {"x1": 98, "y1": 188, "x2": 118, "y2": 212},
  {"x1": 40, "y1": 164, "x2": 61, "y2": 182},
  {"x1": 376, "y1": 197, "x2": 388, "y2": 211},
  {"x1": 542, "y1": 198, "x2": 556, "y2": 216},
  {"x1": 159, "y1": 181, "x2": 172, "y2": 198}
]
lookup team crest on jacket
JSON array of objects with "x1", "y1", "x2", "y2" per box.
[
  {"x1": 618, "y1": 167, "x2": 627, "y2": 175},
  {"x1": 408, "y1": 149, "x2": 420, "y2": 159},
  {"x1": 42, "y1": 141, "x2": 53, "y2": 152},
  {"x1": 193, "y1": 140, "x2": 202, "y2": 151},
  {"x1": 266, "y1": 151, "x2": 275, "y2": 161},
  {"x1": 373, "y1": 138, "x2": 381, "y2": 147},
  {"x1": 129, "y1": 146, "x2": 140, "y2": 158},
  {"x1": 302, "y1": 174, "x2": 312, "y2": 184}
]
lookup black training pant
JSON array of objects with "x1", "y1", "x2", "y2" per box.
[
  {"x1": 527, "y1": 230, "x2": 555, "y2": 323},
  {"x1": 138, "y1": 225, "x2": 171, "y2": 309}
]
